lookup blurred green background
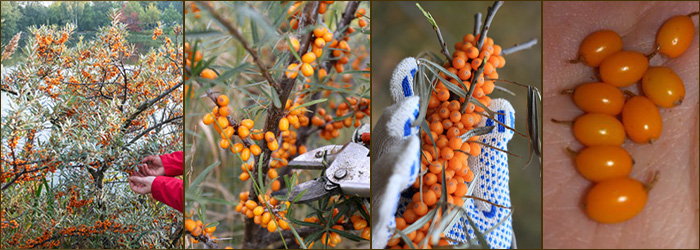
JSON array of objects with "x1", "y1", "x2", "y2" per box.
[{"x1": 371, "y1": 1, "x2": 542, "y2": 248}]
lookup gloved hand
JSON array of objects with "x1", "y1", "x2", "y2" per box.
[
  {"x1": 445, "y1": 98, "x2": 515, "y2": 249},
  {"x1": 371, "y1": 57, "x2": 421, "y2": 249},
  {"x1": 372, "y1": 57, "x2": 515, "y2": 249}
]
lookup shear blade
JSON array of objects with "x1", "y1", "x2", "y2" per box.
[{"x1": 271, "y1": 178, "x2": 338, "y2": 203}]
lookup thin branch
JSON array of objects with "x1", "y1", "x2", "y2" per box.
[
  {"x1": 500, "y1": 38, "x2": 538, "y2": 56},
  {"x1": 473, "y1": 13, "x2": 482, "y2": 35},
  {"x1": 125, "y1": 115, "x2": 183, "y2": 147},
  {"x1": 475, "y1": 1, "x2": 503, "y2": 51},
  {"x1": 461, "y1": 1, "x2": 503, "y2": 113},
  {"x1": 200, "y1": 1, "x2": 279, "y2": 90},
  {"x1": 120, "y1": 81, "x2": 183, "y2": 133}
]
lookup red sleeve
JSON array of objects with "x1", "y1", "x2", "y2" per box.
[
  {"x1": 160, "y1": 151, "x2": 183, "y2": 177},
  {"x1": 151, "y1": 176, "x2": 183, "y2": 213}
]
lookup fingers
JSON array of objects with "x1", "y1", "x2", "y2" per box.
[
  {"x1": 372, "y1": 96, "x2": 421, "y2": 162},
  {"x1": 371, "y1": 135, "x2": 421, "y2": 248},
  {"x1": 390, "y1": 57, "x2": 419, "y2": 103}
]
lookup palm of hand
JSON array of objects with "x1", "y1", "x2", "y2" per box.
[{"x1": 543, "y1": 2, "x2": 699, "y2": 248}]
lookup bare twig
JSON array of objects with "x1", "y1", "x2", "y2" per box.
[
  {"x1": 200, "y1": 1, "x2": 280, "y2": 90},
  {"x1": 500, "y1": 38, "x2": 538, "y2": 56},
  {"x1": 473, "y1": 13, "x2": 482, "y2": 35},
  {"x1": 475, "y1": 1, "x2": 503, "y2": 51}
]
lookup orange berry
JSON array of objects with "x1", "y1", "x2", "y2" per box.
[
  {"x1": 302, "y1": 52, "x2": 316, "y2": 64},
  {"x1": 599, "y1": 51, "x2": 649, "y2": 87},
  {"x1": 278, "y1": 219, "x2": 290, "y2": 230},
  {"x1": 268, "y1": 140, "x2": 279, "y2": 151},
  {"x1": 313, "y1": 27, "x2": 326, "y2": 38},
  {"x1": 413, "y1": 202, "x2": 428, "y2": 216},
  {"x1": 203, "y1": 113, "x2": 215, "y2": 125},
  {"x1": 268, "y1": 169, "x2": 278, "y2": 179},
  {"x1": 403, "y1": 209, "x2": 418, "y2": 224},
  {"x1": 353, "y1": 219, "x2": 367, "y2": 230},
  {"x1": 576, "y1": 30, "x2": 623, "y2": 67},
  {"x1": 216, "y1": 116, "x2": 229, "y2": 128},
  {"x1": 621, "y1": 96, "x2": 663, "y2": 144},
  {"x1": 232, "y1": 143, "x2": 244, "y2": 153},
  {"x1": 286, "y1": 63, "x2": 299, "y2": 79},
  {"x1": 358, "y1": 18, "x2": 367, "y2": 28},
  {"x1": 573, "y1": 82, "x2": 625, "y2": 115},
  {"x1": 641, "y1": 66, "x2": 685, "y2": 108},
  {"x1": 241, "y1": 147, "x2": 251, "y2": 161},
  {"x1": 250, "y1": 144, "x2": 262, "y2": 156},
  {"x1": 267, "y1": 220, "x2": 277, "y2": 232},
  {"x1": 220, "y1": 138, "x2": 230, "y2": 149},
  {"x1": 200, "y1": 69, "x2": 218, "y2": 79},
  {"x1": 356, "y1": 8, "x2": 366, "y2": 18},
  {"x1": 241, "y1": 119, "x2": 255, "y2": 129},
  {"x1": 576, "y1": 146, "x2": 632, "y2": 182},
  {"x1": 656, "y1": 15, "x2": 695, "y2": 58},
  {"x1": 219, "y1": 106, "x2": 232, "y2": 117},
  {"x1": 185, "y1": 219, "x2": 196, "y2": 232},
  {"x1": 572, "y1": 114, "x2": 626, "y2": 146},
  {"x1": 585, "y1": 177, "x2": 647, "y2": 223},
  {"x1": 311, "y1": 37, "x2": 325, "y2": 48},
  {"x1": 279, "y1": 117, "x2": 290, "y2": 131},
  {"x1": 436, "y1": 88, "x2": 450, "y2": 101},
  {"x1": 217, "y1": 95, "x2": 229, "y2": 106},
  {"x1": 452, "y1": 57, "x2": 466, "y2": 69},
  {"x1": 253, "y1": 206, "x2": 264, "y2": 216},
  {"x1": 240, "y1": 172, "x2": 250, "y2": 181},
  {"x1": 301, "y1": 63, "x2": 314, "y2": 77}
]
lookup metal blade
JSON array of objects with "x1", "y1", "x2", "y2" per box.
[
  {"x1": 271, "y1": 178, "x2": 339, "y2": 203},
  {"x1": 287, "y1": 144, "x2": 344, "y2": 169}
]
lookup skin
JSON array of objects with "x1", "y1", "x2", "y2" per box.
[
  {"x1": 544, "y1": 2, "x2": 699, "y2": 249},
  {"x1": 139, "y1": 155, "x2": 165, "y2": 176}
]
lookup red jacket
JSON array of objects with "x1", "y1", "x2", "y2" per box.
[{"x1": 151, "y1": 151, "x2": 183, "y2": 213}]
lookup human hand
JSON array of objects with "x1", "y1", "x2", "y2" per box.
[
  {"x1": 139, "y1": 155, "x2": 165, "y2": 177},
  {"x1": 371, "y1": 57, "x2": 422, "y2": 249},
  {"x1": 543, "y1": 1, "x2": 699, "y2": 248},
  {"x1": 128, "y1": 168, "x2": 156, "y2": 195}
]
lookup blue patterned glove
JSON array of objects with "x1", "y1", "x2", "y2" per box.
[{"x1": 444, "y1": 98, "x2": 515, "y2": 249}]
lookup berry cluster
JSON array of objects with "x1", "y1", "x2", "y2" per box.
[
  {"x1": 389, "y1": 32, "x2": 513, "y2": 248},
  {"x1": 566, "y1": 13, "x2": 696, "y2": 224},
  {"x1": 184, "y1": 211, "x2": 233, "y2": 249},
  {"x1": 234, "y1": 192, "x2": 291, "y2": 233}
]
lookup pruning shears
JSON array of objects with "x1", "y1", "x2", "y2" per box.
[{"x1": 272, "y1": 125, "x2": 370, "y2": 203}]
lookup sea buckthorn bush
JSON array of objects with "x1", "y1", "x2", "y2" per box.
[
  {"x1": 1, "y1": 11, "x2": 183, "y2": 249},
  {"x1": 185, "y1": 1, "x2": 370, "y2": 248}
]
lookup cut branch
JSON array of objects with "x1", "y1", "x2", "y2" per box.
[{"x1": 500, "y1": 38, "x2": 538, "y2": 56}]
